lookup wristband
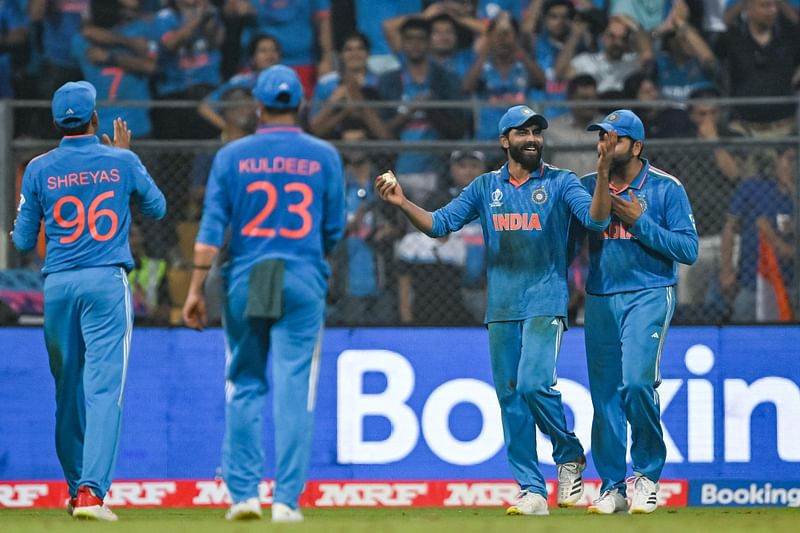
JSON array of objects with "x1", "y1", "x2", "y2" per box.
[{"x1": 193, "y1": 264, "x2": 212, "y2": 270}]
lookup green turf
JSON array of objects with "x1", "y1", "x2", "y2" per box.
[{"x1": 1, "y1": 507, "x2": 797, "y2": 533}]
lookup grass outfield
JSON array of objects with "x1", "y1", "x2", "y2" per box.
[{"x1": 1, "y1": 507, "x2": 798, "y2": 532}]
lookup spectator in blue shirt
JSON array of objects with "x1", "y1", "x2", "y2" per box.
[
  {"x1": 523, "y1": 0, "x2": 582, "y2": 118},
  {"x1": 73, "y1": 0, "x2": 159, "y2": 139},
  {"x1": 652, "y1": 0, "x2": 716, "y2": 101},
  {"x1": 0, "y1": 0, "x2": 28, "y2": 98},
  {"x1": 153, "y1": 0, "x2": 225, "y2": 140},
  {"x1": 327, "y1": 120, "x2": 403, "y2": 325},
  {"x1": 384, "y1": 3, "x2": 485, "y2": 78},
  {"x1": 198, "y1": 33, "x2": 281, "y2": 138},
  {"x1": 308, "y1": 32, "x2": 388, "y2": 140},
  {"x1": 378, "y1": 17, "x2": 468, "y2": 201},
  {"x1": 29, "y1": 0, "x2": 89, "y2": 93},
  {"x1": 225, "y1": 0, "x2": 334, "y2": 97},
  {"x1": 721, "y1": 147, "x2": 796, "y2": 322},
  {"x1": 463, "y1": 11, "x2": 545, "y2": 139},
  {"x1": 354, "y1": 0, "x2": 420, "y2": 74}
]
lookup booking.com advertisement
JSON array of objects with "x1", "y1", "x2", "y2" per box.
[{"x1": 1, "y1": 327, "x2": 799, "y2": 508}]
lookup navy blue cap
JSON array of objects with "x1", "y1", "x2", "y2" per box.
[
  {"x1": 253, "y1": 65, "x2": 304, "y2": 109},
  {"x1": 587, "y1": 109, "x2": 645, "y2": 141},
  {"x1": 52, "y1": 81, "x2": 96, "y2": 128},
  {"x1": 498, "y1": 105, "x2": 548, "y2": 136}
]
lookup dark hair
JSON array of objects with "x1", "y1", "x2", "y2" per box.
[
  {"x1": 487, "y1": 14, "x2": 520, "y2": 35},
  {"x1": 567, "y1": 74, "x2": 597, "y2": 97},
  {"x1": 262, "y1": 104, "x2": 300, "y2": 115},
  {"x1": 339, "y1": 31, "x2": 371, "y2": 53},
  {"x1": 622, "y1": 72, "x2": 656, "y2": 100},
  {"x1": 248, "y1": 33, "x2": 281, "y2": 59},
  {"x1": 56, "y1": 120, "x2": 92, "y2": 137},
  {"x1": 400, "y1": 17, "x2": 431, "y2": 36},
  {"x1": 543, "y1": 0, "x2": 576, "y2": 19},
  {"x1": 688, "y1": 85, "x2": 721, "y2": 100},
  {"x1": 91, "y1": 0, "x2": 119, "y2": 28}
]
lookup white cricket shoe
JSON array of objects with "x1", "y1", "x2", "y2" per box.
[
  {"x1": 71, "y1": 486, "x2": 118, "y2": 522},
  {"x1": 272, "y1": 502, "x2": 304, "y2": 523},
  {"x1": 72, "y1": 505, "x2": 118, "y2": 522},
  {"x1": 588, "y1": 489, "x2": 629, "y2": 514},
  {"x1": 506, "y1": 491, "x2": 549, "y2": 516},
  {"x1": 557, "y1": 458, "x2": 586, "y2": 507},
  {"x1": 225, "y1": 497, "x2": 262, "y2": 520},
  {"x1": 629, "y1": 474, "x2": 659, "y2": 514}
]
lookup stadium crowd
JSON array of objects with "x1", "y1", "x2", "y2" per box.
[{"x1": 2, "y1": 0, "x2": 798, "y2": 326}]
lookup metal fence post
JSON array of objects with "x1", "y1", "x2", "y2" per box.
[{"x1": 0, "y1": 101, "x2": 13, "y2": 269}]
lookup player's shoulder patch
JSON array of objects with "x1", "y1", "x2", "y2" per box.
[{"x1": 649, "y1": 165, "x2": 683, "y2": 186}]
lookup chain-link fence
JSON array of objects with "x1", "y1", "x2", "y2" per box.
[{"x1": 1, "y1": 99, "x2": 798, "y2": 326}]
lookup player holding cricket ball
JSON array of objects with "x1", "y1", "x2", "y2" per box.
[{"x1": 376, "y1": 104, "x2": 612, "y2": 516}]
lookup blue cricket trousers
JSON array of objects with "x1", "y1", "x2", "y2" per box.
[
  {"x1": 584, "y1": 286, "x2": 676, "y2": 493},
  {"x1": 488, "y1": 316, "x2": 584, "y2": 498},
  {"x1": 43, "y1": 266, "x2": 132, "y2": 499},
  {"x1": 221, "y1": 268, "x2": 324, "y2": 508}
]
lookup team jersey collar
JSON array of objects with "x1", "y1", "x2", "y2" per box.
[
  {"x1": 59, "y1": 134, "x2": 99, "y2": 147},
  {"x1": 610, "y1": 158, "x2": 649, "y2": 194},
  {"x1": 256, "y1": 124, "x2": 303, "y2": 135},
  {"x1": 502, "y1": 161, "x2": 545, "y2": 188}
]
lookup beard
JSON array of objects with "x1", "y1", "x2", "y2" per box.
[
  {"x1": 609, "y1": 145, "x2": 636, "y2": 175},
  {"x1": 508, "y1": 141, "x2": 543, "y2": 172}
]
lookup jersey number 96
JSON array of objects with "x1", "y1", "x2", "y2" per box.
[{"x1": 53, "y1": 191, "x2": 119, "y2": 244}]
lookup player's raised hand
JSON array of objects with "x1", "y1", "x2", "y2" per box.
[
  {"x1": 597, "y1": 130, "x2": 618, "y2": 179},
  {"x1": 375, "y1": 171, "x2": 406, "y2": 207},
  {"x1": 182, "y1": 291, "x2": 208, "y2": 331},
  {"x1": 611, "y1": 189, "x2": 643, "y2": 225},
  {"x1": 101, "y1": 118, "x2": 132, "y2": 150}
]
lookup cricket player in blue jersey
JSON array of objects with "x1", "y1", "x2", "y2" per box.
[
  {"x1": 376, "y1": 104, "x2": 613, "y2": 516},
  {"x1": 182, "y1": 65, "x2": 345, "y2": 523},
  {"x1": 12, "y1": 81, "x2": 167, "y2": 521},
  {"x1": 575, "y1": 110, "x2": 698, "y2": 514}
]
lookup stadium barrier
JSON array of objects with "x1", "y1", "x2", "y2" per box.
[{"x1": 2, "y1": 325, "x2": 798, "y2": 508}]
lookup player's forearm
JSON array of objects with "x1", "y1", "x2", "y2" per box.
[
  {"x1": 198, "y1": 101, "x2": 228, "y2": 131},
  {"x1": 188, "y1": 244, "x2": 218, "y2": 295},
  {"x1": 630, "y1": 217, "x2": 698, "y2": 265},
  {"x1": 399, "y1": 199, "x2": 434, "y2": 235},
  {"x1": 588, "y1": 175, "x2": 611, "y2": 225}
]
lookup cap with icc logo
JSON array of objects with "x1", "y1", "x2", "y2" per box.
[
  {"x1": 587, "y1": 109, "x2": 645, "y2": 141},
  {"x1": 52, "y1": 81, "x2": 97, "y2": 128},
  {"x1": 498, "y1": 105, "x2": 548, "y2": 136},
  {"x1": 253, "y1": 65, "x2": 304, "y2": 109}
]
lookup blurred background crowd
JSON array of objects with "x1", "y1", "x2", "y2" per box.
[{"x1": 0, "y1": 0, "x2": 797, "y2": 327}]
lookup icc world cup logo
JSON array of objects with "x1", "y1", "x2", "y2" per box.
[{"x1": 490, "y1": 188, "x2": 504, "y2": 208}]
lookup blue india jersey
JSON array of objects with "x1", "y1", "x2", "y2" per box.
[
  {"x1": 71, "y1": 19, "x2": 158, "y2": 138},
  {"x1": 309, "y1": 70, "x2": 379, "y2": 119},
  {"x1": 578, "y1": 159, "x2": 698, "y2": 295},
  {"x1": 478, "y1": 0, "x2": 525, "y2": 20},
  {"x1": 196, "y1": 125, "x2": 346, "y2": 291},
  {"x1": 474, "y1": 60, "x2": 534, "y2": 140},
  {"x1": 42, "y1": 0, "x2": 88, "y2": 68},
  {"x1": 0, "y1": 0, "x2": 27, "y2": 97},
  {"x1": 243, "y1": 0, "x2": 330, "y2": 66},
  {"x1": 395, "y1": 67, "x2": 439, "y2": 174},
  {"x1": 155, "y1": 7, "x2": 222, "y2": 95},
  {"x1": 355, "y1": 0, "x2": 420, "y2": 56},
  {"x1": 12, "y1": 135, "x2": 167, "y2": 274},
  {"x1": 430, "y1": 162, "x2": 609, "y2": 322},
  {"x1": 529, "y1": 33, "x2": 569, "y2": 119}
]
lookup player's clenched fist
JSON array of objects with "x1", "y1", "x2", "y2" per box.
[
  {"x1": 182, "y1": 290, "x2": 208, "y2": 331},
  {"x1": 375, "y1": 170, "x2": 406, "y2": 207}
]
